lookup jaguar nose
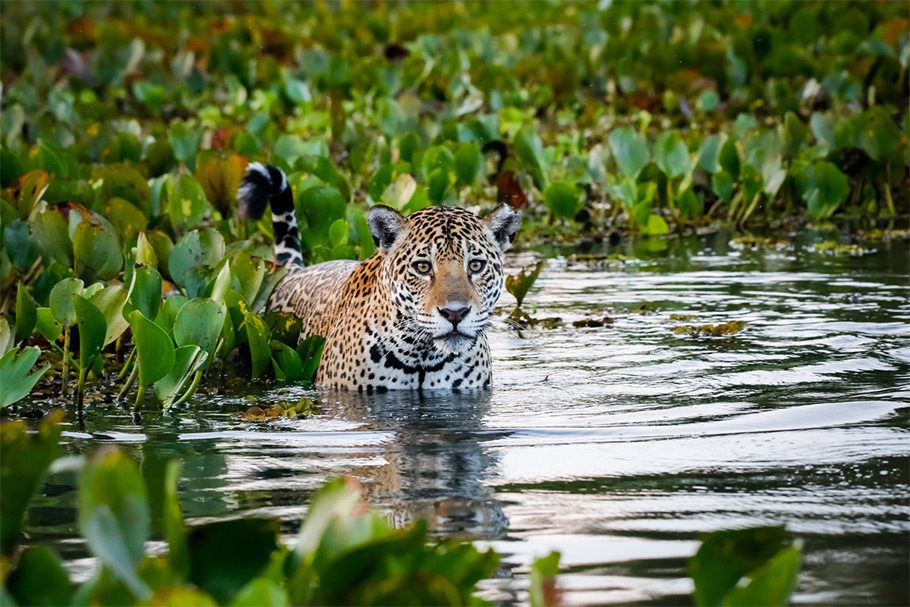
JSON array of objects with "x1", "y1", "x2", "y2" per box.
[{"x1": 438, "y1": 306, "x2": 470, "y2": 327}]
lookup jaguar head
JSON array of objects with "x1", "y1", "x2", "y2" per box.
[{"x1": 369, "y1": 204, "x2": 521, "y2": 354}]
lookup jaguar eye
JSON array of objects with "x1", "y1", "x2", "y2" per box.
[
  {"x1": 468, "y1": 259, "x2": 486, "y2": 273},
  {"x1": 413, "y1": 260, "x2": 432, "y2": 275}
]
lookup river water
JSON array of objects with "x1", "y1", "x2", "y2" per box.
[{"x1": 27, "y1": 229, "x2": 910, "y2": 605}]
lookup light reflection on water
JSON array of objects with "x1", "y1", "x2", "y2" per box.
[{"x1": 29, "y1": 231, "x2": 910, "y2": 605}]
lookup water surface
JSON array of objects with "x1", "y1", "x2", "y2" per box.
[{"x1": 27, "y1": 230, "x2": 910, "y2": 605}]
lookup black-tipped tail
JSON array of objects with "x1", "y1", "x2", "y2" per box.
[
  {"x1": 237, "y1": 162, "x2": 304, "y2": 267},
  {"x1": 238, "y1": 162, "x2": 293, "y2": 219}
]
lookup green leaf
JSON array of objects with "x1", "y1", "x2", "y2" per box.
[
  {"x1": 542, "y1": 181, "x2": 582, "y2": 219},
  {"x1": 14, "y1": 285, "x2": 37, "y2": 344},
  {"x1": 78, "y1": 448, "x2": 152, "y2": 600},
  {"x1": 74, "y1": 295, "x2": 107, "y2": 375},
  {"x1": 272, "y1": 341, "x2": 304, "y2": 381},
  {"x1": 697, "y1": 134, "x2": 724, "y2": 174},
  {"x1": 173, "y1": 298, "x2": 226, "y2": 364},
  {"x1": 608, "y1": 127, "x2": 650, "y2": 178},
  {"x1": 49, "y1": 277, "x2": 85, "y2": 327},
  {"x1": 804, "y1": 161, "x2": 849, "y2": 220},
  {"x1": 328, "y1": 219, "x2": 348, "y2": 248},
  {"x1": 641, "y1": 214, "x2": 669, "y2": 236},
  {"x1": 244, "y1": 312, "x2": 271, "y2": 379},
  {"x1": 857, "y1": 106, "x2": 900, "y2": 162},
  {"x1": 128, "y1": 265, "x2": 163, "y2": 321},
  {"x1": 155, "y1": 295, "x2": 188, "y2": 334},
  {"x1": 35, "y1": 308, "x2": 62, "y2": 343},
  {"x1": 298, "y1": 186, "x2": 347, "y2": 252},
  {"x1": 145, "y1": 587, "x2": 217, "y2": 606},
  {"x1": 6, "y1": 545, "x2": 72, "y2": 606},
  {"x1": 134, "y1": 232, "x2": 159, "y2": 267},
  {"x1": 229, "y1": 578, "x2": 289, "y2": 607},
  {"x1": 810, "y1": 112, "x2": 836, "y2": 150},
  {"x1": 454, "y1": 141, "x2": 482, "y2": 186},
  {"x1": 4, "y1": 218, "x2": 37, "y2": 271},
  {"x1": 106, "y1": 197, "x2": 148, "y2": 239},
  {"x1": 654, "y1": 131, "x2": 691, "y2": 179},
  {"x1": 505, "y1": 261, "x2": 545, "y2": 307},
  {"x1": 689, "y1": 525, "x2": 792, "y2": 607},
  {"x1": 294, "y1": 477, "x2": 361, "y2": 558},
  {"x1": 188, "y1": 518, "x2": 280, "y2": 605},
  {"x1": 296, "y1": 335, "x2": 325, "y2": 383},
  {"x1": 88, "y1": 285, "x2": 129, "y2": 347},
  {"x1": 169, "y1": 228, "x2": 225, "y2": 294},
  {"x1": 31, "y1": 205, "x2": 73, "y2": 267},
  {"x1": 153, "y1": 345, "x2": 206, "y2": 409},
  {"x1": 723, "y1": 546, "x2": 801, "y2": 607},
  {"x1": 678, "y1": 188, "x2": 702, "y2": 218},
  {"x1": 164, "y1": 460, "x2": 189, "y2": 580},
  {"x1": 97, "y1": 165, "x2": 152, "y2": 212},
  {"x1": 697, "y1": 89, "x2": 720, "y2": 112},
  {"x1": 128, "y1": 310, "x2": 176, "y2": 387},
  {"x1": 73, "y1": 218, "x2": 123, "y2": 282},
  {"x1": 514, "y1": 125, "x2": 549, "y2": 190},
  {"x1": 0, "y1": 411, "x2": 62, "y2": 554},
  {"x1": 168, "y1": 121, "x2": 200, "y2": 169},
  {"x1": 380, "y1": 173, "x2": 417, "y2": 209},
  {"x1": 167, "y1": 173, "x2": 211, "y2": 232},
  {"x1": 529, "y1": 552, "x2": 560, "y2": 607},
  {"x1": 783, "y1": 112, "x2": 808, "y2": 156},
  {"x1": 369, "y1": 163, "x2": 393, "y2": 201},
  {"x1": 718, "y1": 138, "x2": 741, "y2": 178},
  {"x1": 712, "y1": 170, "x2": 735, "y2": 203}
]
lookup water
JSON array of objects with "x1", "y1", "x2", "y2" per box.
[{"x1": 24, "y1": 230, "x2": 910, "y2": 605}]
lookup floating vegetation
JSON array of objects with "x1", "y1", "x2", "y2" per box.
[
  {"x1": 567, "y1": 253, "x2": 633, "y2": 268},
  {"x1": 507, "y1": 307, "x2": 563, "y2": 330},
  {"x1": 675, "y1": 321, "x2": 746, "y2": 337},
  {"x1": 572, "y1": 316, "x2": 614, "y2": 328},
  {"x1": 857, "y1": 229, "x2": 910, "y2": 241},
  {"x1": 630, "y1": 303, "x2": 660, "y2": 315},
  {"x1": 237, "y1": 396, "x2": 319, "y2": 421},
  {"x1": 669, "y1": 313, "x2": 697, "y2": 322},
  {"x1": 506, "y1": 261, "x2": 545, "y2": 307},
  {"x1": 730, "y1": 236, "x2": 790, "y2": 250},
  {"x1": 811, "y1": 241, "x2": 876, "y2": 257}
]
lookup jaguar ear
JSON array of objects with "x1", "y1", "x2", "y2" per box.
[
  {"x1": 368, "y1": 205, "x2": 406, "y2": 252},
  {"x1": 482, "y1": 204, "x2": 521, "y2": 251}
]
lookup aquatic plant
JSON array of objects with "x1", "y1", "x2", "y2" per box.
[
  {"x1": 0, "y1": 414, "x2": 553, "y2": 606},
  {"x1": 0, "y1": 1, "x2": 906, "y2": 410},
  {"x1": 1, "y1": 413, "x2": 801, "y2": 606}
]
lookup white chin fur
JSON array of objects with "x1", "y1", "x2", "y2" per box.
[{"x1": 432, "y1": 334, "x2": 475, "y2": 354}]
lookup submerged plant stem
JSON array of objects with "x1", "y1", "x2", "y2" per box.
[
  {"x1": 119, "y1": 363, "x2": 138, "y2": 400},
  {"x1": 61, "y1": 329, "x2": 70, "y2": 398},
  {"x1": 171, "y1": 370, "x2": 202, "y2": 408},
  {"x1": 119, "y1": 348, "x2": 136, "y2": 380},
  {"x1": 740, "y1": 193, "x2": 762, "y2": 227},
  {"x1": 884, "y1": 164, "x2": 895, "y2": 217}
]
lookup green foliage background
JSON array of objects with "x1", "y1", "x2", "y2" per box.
[{"x1": 0, "y1": 1, "x2": 907, "y2": 404}]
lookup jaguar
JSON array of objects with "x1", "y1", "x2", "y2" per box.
[{"x1": 237, "y1": 162, "x2": 520, "y2": 392}]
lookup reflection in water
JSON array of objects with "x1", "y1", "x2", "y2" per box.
[
  {"x1": 24, "y1": 231, "x2": 910, "y2": 604},
  {"x1": 323, "y1": 390, "x2": 509, "y2": 539}
]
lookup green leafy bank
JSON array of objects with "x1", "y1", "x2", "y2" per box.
[{"x1": 1, "y1": 413, "x2": 801, "y2": 606}]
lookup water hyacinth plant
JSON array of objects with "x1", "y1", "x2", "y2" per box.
[
  {"x1": 0, "y1": 0, "x2": 907, "y2": 409},
  {"x1": 0, "y1": 413, "x2": 801, "y2": 606}
]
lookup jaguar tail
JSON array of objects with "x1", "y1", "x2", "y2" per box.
[{"x1": 237, "y1": 162, "x2": 304, "y2": 267}]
